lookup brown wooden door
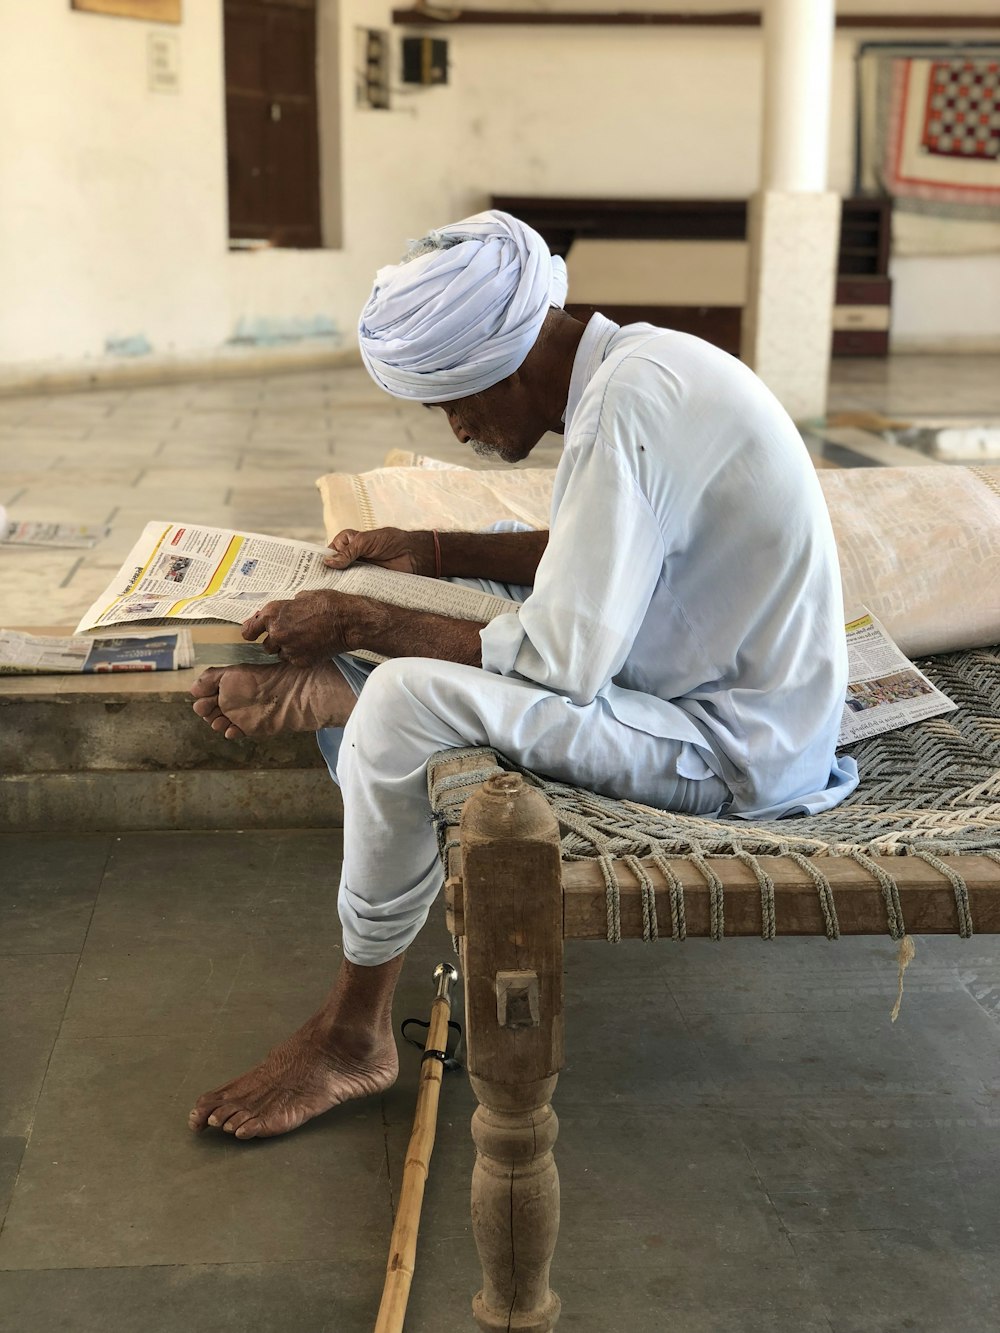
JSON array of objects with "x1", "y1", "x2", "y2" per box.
[{"x1": 224, "y1": 0, "x2": 322, "y2": 248}]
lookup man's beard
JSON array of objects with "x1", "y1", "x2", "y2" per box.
[
  {"x1": 470, "y1": 437, "x2": 499, "y2": 459},
  {"x1": 470, "y1": 437, "x2": 517, "y2": 463}
]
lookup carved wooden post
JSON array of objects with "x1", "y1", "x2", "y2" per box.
[{"x1": 460, "y1": 772, "x2": 564, "y2": 1333}]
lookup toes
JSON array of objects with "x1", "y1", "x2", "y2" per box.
[
  {"x1": 206, "y1": 1101, "x2": 244, "y2": 1130},
  {"x1": 191, "y1": 700, "x2": 231, "y2": 731},
  {"x1": 191, "y1": 699, "x2": 245, "y2": 739},
  {"x1": 234, "y1": 1117, "x2": 267, "y2": 1141},
  {"x1": 188, "y1": 1097, "x2": 221, "y2": 1132},
  {"x1": 190, "y1": 667, "x2": 227, "y2": 700},
  {"x1": 221, "y1": 1108, "x2": 258, "y2": 1135}
]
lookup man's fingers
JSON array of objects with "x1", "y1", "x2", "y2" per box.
[
  {"x1": 327, "y1": 528, "x2": 360, "y2": 550},
  {"x1": 241, "y1": 601, "x2": 280, "y2": 641},
  {"x1": 324, "y1": 529, "x2": 362, "y2": 567},
  {"x1": 324, "y1": 527, "x2": 407, "y2": 569}
]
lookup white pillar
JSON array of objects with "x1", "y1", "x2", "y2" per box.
[
  {"x1": 761, "y1": 0, "x2": 834, "y2": 193},
  {"x1": 742, "y1": 0, "x2": 840, "y2": 422}
]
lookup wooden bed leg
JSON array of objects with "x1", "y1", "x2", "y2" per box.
[{"x1": 460, "y1": 773, "x2": 564, "y2": 1333}]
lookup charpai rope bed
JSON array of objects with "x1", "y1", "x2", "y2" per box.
[{"x1": 425, "y1": 643, "x2": 1000, "y2": 1332}]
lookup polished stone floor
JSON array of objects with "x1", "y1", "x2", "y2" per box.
[
  {"x1": 0, "y1": 364, "x2": 564, "y2": 629},
  {"x1": 3, "y1": 353, "x2": 1000, "y2": 1332}
]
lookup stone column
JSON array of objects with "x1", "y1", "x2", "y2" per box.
[{"x1": 741, "y1": 0, "x2": 840, "y2": 422}]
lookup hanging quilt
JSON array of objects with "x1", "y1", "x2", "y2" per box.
[{"x1": 857, "y1": 43, "x2": 1000, "y2": 252}]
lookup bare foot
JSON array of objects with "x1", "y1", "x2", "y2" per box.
[
  {"x1": 188, "y1": 1014, "x2": 399, "y2": 1140},
  {"x1": 190, "y1": 661, "x2": 356, "y2": 739}
]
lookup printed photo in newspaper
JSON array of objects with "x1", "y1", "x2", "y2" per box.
[{"x1": 839, "y1": 611, "x2": 956, "y2": 745}]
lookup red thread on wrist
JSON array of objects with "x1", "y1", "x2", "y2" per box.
[{"x1": 432, "y1": 530, "x2": 442, "y2": 578}]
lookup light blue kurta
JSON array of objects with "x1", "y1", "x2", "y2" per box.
[{"x1": 479, "y1": 314, "x2": 859, "y2": 819}]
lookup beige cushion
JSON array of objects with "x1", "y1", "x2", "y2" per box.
[
  {"x1": 820, "y1": 465, "x2": 1000, "y2": 655},
  {"x1": 316, "y1": 465, "x2": 554, "y2": 539},
  {"x1": 316, "y1": 461, "x2": 1000, "y2": 658}
]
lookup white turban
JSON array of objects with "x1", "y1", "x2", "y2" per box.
[{"x1": 358, "y1": 210, "x2": 568, "y2": 403}]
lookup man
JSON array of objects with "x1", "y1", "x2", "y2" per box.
[{"x1": 188, "y1": 211, "x2": 857, "y2": 1140}]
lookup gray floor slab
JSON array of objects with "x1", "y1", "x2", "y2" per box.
[
  {"x1": 0, "y1": 1031, "x2": 391, "y2": 1271},
  {"x1": 798, "y1": 1229, "x2": 1000, "y2": 1333},
  {"x1": 82, "y1": 830, "x2": 345, "y2": 953},
  {"x1": 0, "y1": 1261, "x2": 378, "y2": 1333},
  {"x1": 0, "y1": 834, "x2": 108, "y2": 955},
  {"x1": 685, "y1": 991, "x2": 1000, "y2": 1108},
  {"x1": 0, "y1": 1139, "x2": 25, "y2": 1232},
  {"x1": 0, "y1": 954, "x2": 79, "y2": 1137},
  {"x1": 4, "y1": 823, "x2": 1000, "y2": 1329}
]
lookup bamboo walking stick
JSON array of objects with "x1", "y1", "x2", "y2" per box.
[{"x1": 374, "y1": 962, "x2": 459, "y2": 1333}]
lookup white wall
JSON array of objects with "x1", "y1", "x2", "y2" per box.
[
  {"x1": 1, "y1": 0, "x2": 997, "y2": 373},
  {"x1": 0, "y1": 0, "x2": 230, "y2": 363}
]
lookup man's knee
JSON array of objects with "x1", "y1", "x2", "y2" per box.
[
  {"x1": 352, "y1": 656, "x2": 445, "y2": 718},
  {"x1": 342, "y1": 657, "x2": 478, "y2": 761}
]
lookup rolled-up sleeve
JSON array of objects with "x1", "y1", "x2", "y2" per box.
[{"x1": 480, "y1": 438, "x2": 664, "y2": 705}]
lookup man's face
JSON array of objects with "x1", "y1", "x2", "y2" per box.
[{"x1": 427, "y1": 381, "x2": 550, "y2": 465}]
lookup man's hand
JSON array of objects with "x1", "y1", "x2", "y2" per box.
[
  {"x1": 242, "y1": 590, "x2": 361, "y2": 666},
  {"x1": 244, "y1": 588, "x2": 485, "y2": 668},
  {"x1": 324, "y1": 527, "x2": 435, "y2": 576}
]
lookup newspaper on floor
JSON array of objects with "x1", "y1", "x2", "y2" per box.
[
  {"x1": 3, "y1": 519, "x2": 111, "y2": 549},
  {"x1": 0, "y1": 628, "x2": 195, "y2": 674},
  {"x1": 839, "y1": 611, "x2": 956, "y2": 746},
  {"x1": 74, "y1": 521, "x2": 519, "y2": 664}
]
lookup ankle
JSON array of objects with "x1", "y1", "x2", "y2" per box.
[{"x1": 303, "y1": 1009, "x2": 393, "y2": 1061}]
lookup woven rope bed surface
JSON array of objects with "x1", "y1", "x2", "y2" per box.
[{"x1": 428, "y1": 645, "x2": 1000, "y2": 943}]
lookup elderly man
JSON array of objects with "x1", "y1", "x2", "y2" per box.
[{"x1": 188, "y1": 211, "x2": 857, "y2": 1140}]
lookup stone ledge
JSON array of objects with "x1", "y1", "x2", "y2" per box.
[
  {"x1": 1, "y1": 697, "x2": 327, "y2": 775},
  {"x1": 1, "y1": 770, "x2": 344, "y2": 833},
  {"x1": 1, "y1": 626, "x2": 337, "y2": 831}
]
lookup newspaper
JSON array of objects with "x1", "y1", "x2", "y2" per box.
[
  {"x1": 839, "y1": 611, "x2": 956, "y2": 745},
  {"x1": 2, "y1": 519, "x2": 111, "y2": 549},
  {"x1": 74, "y1": 521, "x2": 520, "y2": 664},
  {"x1": 0, "y1": 628, "x2": 195, "y2": 675}
]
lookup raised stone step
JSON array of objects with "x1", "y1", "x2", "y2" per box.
[{"x1": 1, "y1": 628, "x2": 343, "y2": 832}]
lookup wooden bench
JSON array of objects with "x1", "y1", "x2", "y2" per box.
[{"x1": 428, "y1": 642, "x2": 1000, "y2": 1329}]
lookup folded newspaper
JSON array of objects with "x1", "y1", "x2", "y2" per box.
[
  {"x1": 74, "y1": 521, "x2": 519, "y2": 665},
  {"x1": 2, "y1": 518, "x2": 111, "y2": 549},
  {"x1": 0, "y1": 628, "x2": 194, "y2": 675},
  {"x1": 839, "y1": 611, "x2": 955, "y2": 745}
]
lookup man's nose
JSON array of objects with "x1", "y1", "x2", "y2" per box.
[{"x1": 449, "y1": 417, "x2": 470, "y2": 444}]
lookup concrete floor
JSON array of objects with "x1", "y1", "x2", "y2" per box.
[
  {"x1": 3, "y1": 831, "x2": 1000, "y2": 1332},
  {"x1": 3, "y1": 353, "x2": 1000, "y2": 1331}
]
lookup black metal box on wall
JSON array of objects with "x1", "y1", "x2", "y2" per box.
[{"x1": 401, "y1": 36, "x2": 449, "y2": 85}]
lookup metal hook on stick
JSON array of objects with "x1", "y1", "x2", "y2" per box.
[{"x1": 374, "y1": 962, "x2": 459, "y2": 1333}]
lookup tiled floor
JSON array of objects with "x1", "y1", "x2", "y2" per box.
[
  {"x1": 3, "y1": 352, "x2": 1000, "y2": 1332},
  {"x1": 0, "y1": 364, "x2": 565, "y2": 628}
]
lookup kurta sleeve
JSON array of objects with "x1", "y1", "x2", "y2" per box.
[{"x1": 479, "y1": 438, "x2": 664, "y2": 705}]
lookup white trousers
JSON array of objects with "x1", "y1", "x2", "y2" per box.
[{"x1": 319, "y1": 656, "x2": 730, "y2": 966}]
